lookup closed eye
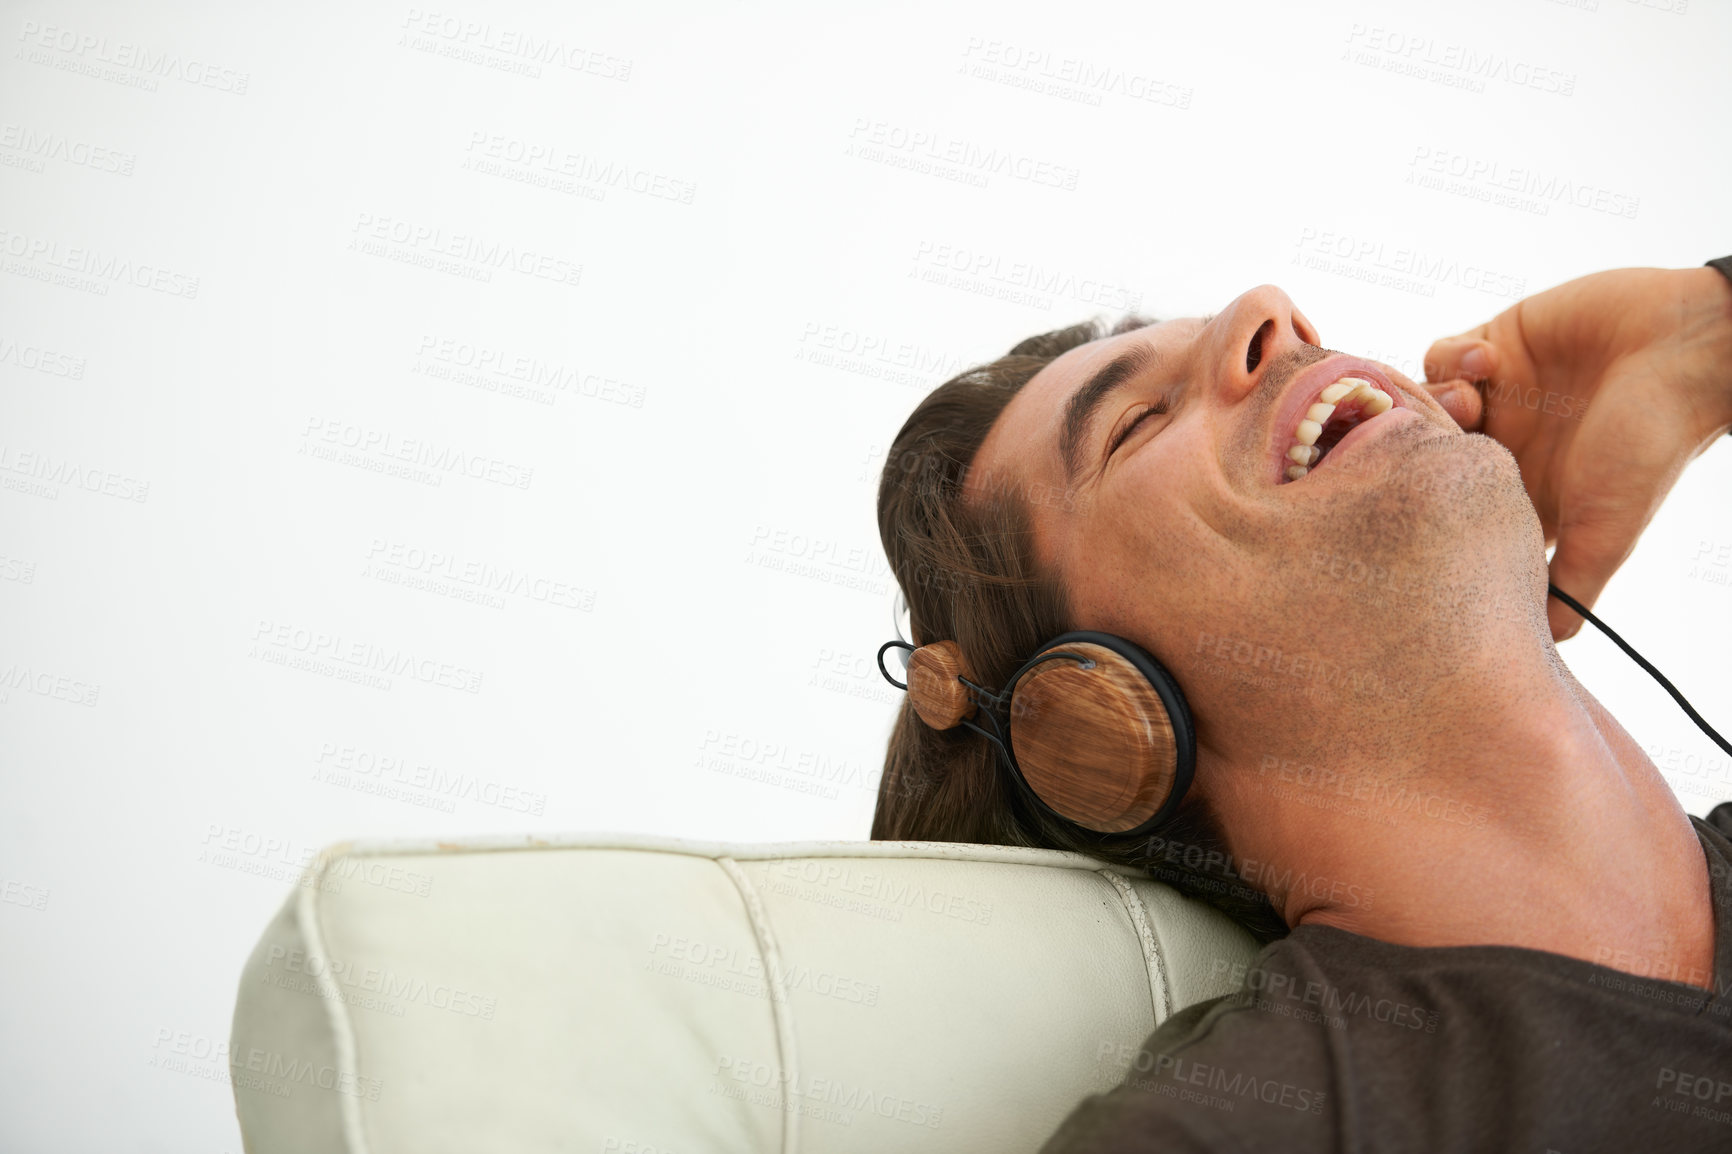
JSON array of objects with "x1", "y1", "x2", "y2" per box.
[{"x1": 1109, "y1": 396, "x2": 1172, "y2": 456}]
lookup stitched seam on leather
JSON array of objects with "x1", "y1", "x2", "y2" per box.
[
  {"x1": 297, "y1": 852, "x2": 372, "y2": 1154},
  {"x1": 718, "y1": 857, "x2": 800, "y2": 1154},
  {"x1": 326, "y1": 834, "x2": 1163, "y2": 875},
  {"x1": 1099, "y1": 870, "x2": 1170, "y2": 1021}
]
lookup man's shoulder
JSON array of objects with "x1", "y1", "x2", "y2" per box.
[
  {"x1": 1043, "y1": 814, "x2": 1732, "y2": 1153},
  {"x1": 1040, "y1": 966, "x2": 1342, "y2": 1154}
]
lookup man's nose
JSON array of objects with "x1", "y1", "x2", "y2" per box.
[{"x1": 1210, "y1": 285, "x2": 1320, "y2": 400}]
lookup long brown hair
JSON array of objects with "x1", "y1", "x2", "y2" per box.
[{"x1": 871, "y1": 316, "x2": 1288, "y2": 943}]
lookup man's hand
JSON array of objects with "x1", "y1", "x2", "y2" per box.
[{"x1": 1422, "y1": 266, "x2": 1732, "y2": 641}]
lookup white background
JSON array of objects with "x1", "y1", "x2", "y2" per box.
[{"x1": 2, "y1": 0, "x2": 1728, "y2": 1149}]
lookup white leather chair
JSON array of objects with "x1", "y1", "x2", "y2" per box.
[{"x1": 228, "y1": 833, "x2": 1259, "y2": 1153}]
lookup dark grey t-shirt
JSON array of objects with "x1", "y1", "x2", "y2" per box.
[{"x1": 1042, "y1": 808, "x2": 1732, "y2": 1153}]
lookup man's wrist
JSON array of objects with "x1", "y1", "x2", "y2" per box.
[
  {"x1": 1707, "y1": 259, "x2": 1732, "y2": 437},
  {"x1": 1680, "y1": 263, "x2": 1732, "y2": 441},
  {"x1": 1706, "y1": 256, "x2": 1732, "y2": 290}
]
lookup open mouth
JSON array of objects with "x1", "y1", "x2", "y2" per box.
[{"x1": 1280, "y1": 376, "x2": 1394, "y2": 483}]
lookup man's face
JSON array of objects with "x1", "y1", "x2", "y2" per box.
[{"x1": 963, "y1": 284, "x2": 1532, "y2": 753}]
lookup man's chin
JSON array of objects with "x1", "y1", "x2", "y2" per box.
[
  {"x1": 1322, "y1": 432, "x2": 1541, "y2": 628},
  {"x1": 1389, "y1": 429, "x2": 1525, "y2": 507}
]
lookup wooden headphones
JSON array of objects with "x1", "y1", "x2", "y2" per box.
[{"x1": 880, "y1": 631, "x2": 1196, "y2": 837}]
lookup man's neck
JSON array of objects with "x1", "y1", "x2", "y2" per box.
[{"x1": 1210, "y1": 634, "x2": 1718, "y2": 991}]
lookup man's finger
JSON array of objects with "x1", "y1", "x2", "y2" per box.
[
  {"x1": 1421, "y1": 378, "x2": 1485, "y2": 431},
  {"x1": 1424, "y1": 335, "x2": 1497, "y2": 385}
]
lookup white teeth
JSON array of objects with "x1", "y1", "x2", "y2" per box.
[{"x1": 1281, "y1": 376, "x2": 1396, "y2": 483}]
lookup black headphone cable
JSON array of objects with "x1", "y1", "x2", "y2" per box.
[{"x1": 1548, "y1": 583, "x2": 1730, "y2": 757}]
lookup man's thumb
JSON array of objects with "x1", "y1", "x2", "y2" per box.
[{"x1": 1422, "y1": 378, "x2": 1485, "y2": 431}]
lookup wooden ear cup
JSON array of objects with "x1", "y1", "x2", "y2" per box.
[
  {"x1": 1007, "y1": 643, "x2": 1179, "y2": 834},
  {"x1": 905, "y1": 641, "x2": 978, "y2": 730}
]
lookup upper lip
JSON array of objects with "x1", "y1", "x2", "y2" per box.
[{"x1": 1266, "y1": 355, "x2": 1404, "y2": 484}]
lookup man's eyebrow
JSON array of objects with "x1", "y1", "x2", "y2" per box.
[{"x1": 1058, "y1": 343, "x2": 1160, "y2": 483}]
